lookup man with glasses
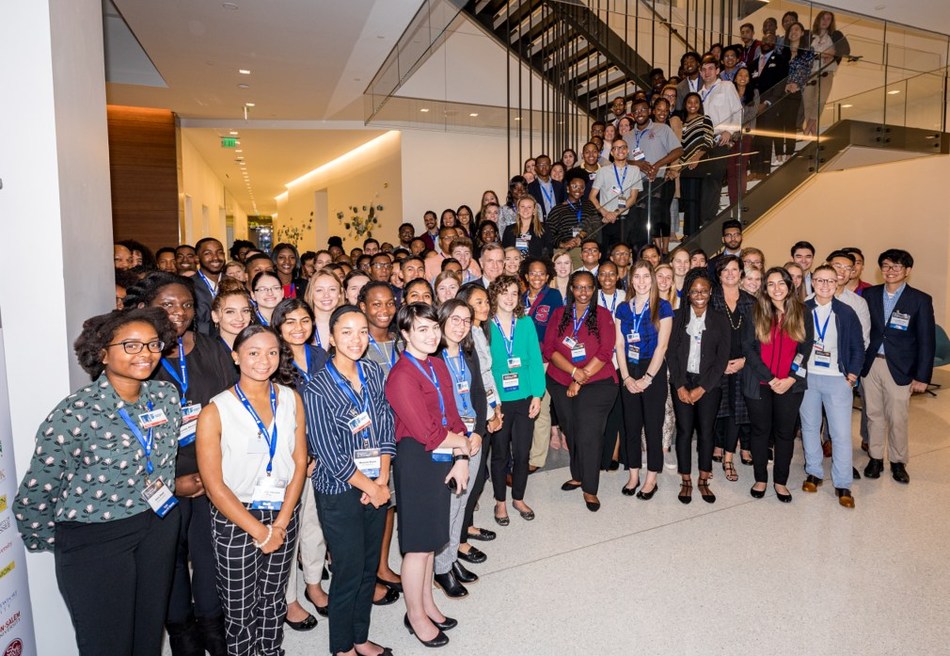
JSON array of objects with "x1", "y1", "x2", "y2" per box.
[
  {"x1": 698, "y1": 54, "x2": 742, "y2": 227},
  {"x1": 609, "y1": 243, "x2": 633, "y2": 291},
  {"x1": 860, "y1": 249, "x2": 935, "y2": 484},
  {"x1": 590, "y1": 138, "x2": 643, "y2": 252}
]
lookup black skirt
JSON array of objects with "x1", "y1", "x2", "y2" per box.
[{"x1": 393, "y1": 438, "x2": 451, "y2": 553}]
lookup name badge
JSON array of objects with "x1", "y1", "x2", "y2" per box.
[
  {"x1": 247, "y1": 431, "x2": 270, "y2": 455},
  {"x1": 181, "y1": 403, "x2": 202, "y2": 423},
  {"x1": 791, "y1": 353, "x2": 807, "y2": 377},
  {"x1": 888, "y1": 312, "x2": 910, "y2": 331},
  {"x1": 571, "y1": 227, "x2": 582, "y2": 238},
  {"x1": 571, "y1": 345, "x2": 587, "y2": 362},
  {"x1": 627, "y1": 345, "x2": 640, "y2": 362},
  {"x1": 250, "y1": 477, "x2": 287, "y2": 510},
  {"x1": 814, "y1": 349, "x2": 832, "y2": 367},
  {"x1": 631, "y1": 148, "x2": 646, "y2": 161},
  {"x1": 461, "y1": 416, "x2": 476, "y2": 433},
  {"x1": 139, "y1": 409, "x2": 168, "y2": 428},
  {"x1": 617, "y1": 197, "x2": 627, "y2": 209},
  {"x1": 348, "y1": 411, "x2": 372, "y2": 434},
  {"x1": 179, "y1": 420, "x2": 198, "y2": 446},
  {"x1": 141, "y1": 477, "x2": 178, "y2": 517},
  {"x1": 502, "y1": 373, "x2": 520, "y2": 391},
  {"x1": 610, "y1": 185, "x2": 621, "y2": 196},
  {"x1": 486, "y1": 387, "x2": 499, "y2": 406},
  {"x1": 562, "y1": 336, "x2": 577, "y2": 349},
  {"x1": 628, "y1": 332, "x2": 641, "y2": 343},
  {"x1": 507, "y1": 357, "x2": 522, "y2": 369},
  {"x1": 354, "y1": 448, "x2": 381, "y2": 478},
  {"x1": 431, "y1": 447, "x2": 454, "y2": 462},
  {"x1": 456, "y1": 380, "x2": 470, "y2": 394},
  {"x1": 515, "y1": 237, "x2": 530, "y2": 251}
]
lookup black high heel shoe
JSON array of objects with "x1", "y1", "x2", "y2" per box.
[
  {"x1": 430, "y1": 615, "x2": 458, "y2": 631},
  {"x1": 404, "y1": 613, "x2": 449, "y2": 648}
]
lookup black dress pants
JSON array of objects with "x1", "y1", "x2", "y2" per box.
[
  {"x1": 167, "y1": 494, "x2": 222, "y2": 624},
  {"x1": 700, "y1": 145, "x2": 730, "y2": 226},
  {"x1": 491, "y1": 397, "x2": 534, "y2": 502},
  {"x1": 672, "y1": 373, "x2": 723, "y2": 476},
  {"x1": 746, "y1": 387, "x2": 804, "y2": 485},
  {"x1": 600, "y1": 381, "x2": 625, "y2": 469},
  {"x1": 460, "y1": 438, "x2": 490, "y2": 545},
  {"x1": 620, "y1": 362, "x2": 668, "y2": 473},
  {"x1": 55, "y1": 508, "x2": 180, "y2": 656},
  {"x1": 549, "y1": 377, "x2": 618, "y2": 495}
]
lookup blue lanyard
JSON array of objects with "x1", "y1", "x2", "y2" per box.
[
  {"x1": 493, "y1": 315, "x2": 517, "y2": 359},
  {"x1": 600, "y1": 291, "x2": 618, "y2": 313},
  {"x1": 566, "y1": 200, "x2": 582, "y2": 224},
  {"x1": 700, "y1": 82, "x2": 718, "y2": 102},
  {"x1": 404, "y1": 353, "x2": 447, "y2": 427},
  {"x1": 255, "y1": 309, "x2": 269, "y2": 326},
  {"x1": 443, "y1": 349, "x2": 472, "y2": 414},
  {"x1": 326, "y1": 361, "x2": 373, "y2": 444},
  {"x1": 160, "y1": 338, "x2": 189, "y2": 403},
  {"x1": 234, "y1": 383, "x2": 278, "y2": 475},
  {"x1": 196, "y1": 270, "x2": 218, "y2": 296},
  {"x1": 293, "y1": 344, "x2": 313, "y2": 383},
  {"x1": 368, "y1": 336, "x2": 397, "y2": 367},
  {"x1": 571, "y1": 304, "x2": 590, "y2": 338},
  {"x1": 219, "y1": 336, "x2": 232, "y2": 353},
  {"x1": 634, "y1": 126, "x2": 651, "y2": 149},
  {"x1": 631, "y1": 299, "x2": 649, "y2": 335},
  {"x1": 117, "y1": 400, "x2": 156, "y2": 478},
  {"x1": 814, "y1": 307, "x2": 832, "y2": 344},
  {"x1": 613, "y1": 164, "x2": 628, "y2": 191},
  {"x1": 539, "y1": 182, "x2": 554, "y2": 208},
  {"x1": 313, "y1": 327, "x2": 323, "y2": 349}
]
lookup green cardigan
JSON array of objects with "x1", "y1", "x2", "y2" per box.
[{"x1": 487, "y1": 315, "x2": 547, "y2": 402}]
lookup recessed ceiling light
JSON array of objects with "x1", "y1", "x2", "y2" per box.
[
  {"x1": 469, "y1": 113, "x2": 479, "y2": 117},
  {"x1": 419, "y1": 108, "x2": 430, "y2": 113},
  {"x1": 222, "y1": 2, "x2": 238, "y2": 9},
  {"x1": 841, "y1": 104, "x2": 853, "y2": 108},
  {"x1": 239, "y1": 69, "x2": 251, "y2": 75},
  {"x1": 229, "y1": 130, "x2": 238, "y2": 135},
  {"x1": 237, "y1": 83, "x2": 249, "y2": 89},
  {"x1": 245, "y1": 102, "x2": 255, "y2": 107},
  {"x1": 887, "y1": 89, "x2": 901, "y2": 95}
]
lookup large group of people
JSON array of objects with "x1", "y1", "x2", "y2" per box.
[{"x1": 15, "y1": 12, "x2": 933, "y2": 656}]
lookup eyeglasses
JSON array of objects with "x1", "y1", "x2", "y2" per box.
[
  {"x1": 813, "y1": 278, "x2": 838, "y2": 285},
  {"x1": 881, "y1": 264, "x2": 905, "y2": 272},
  {"x1": 447, "y1": 316, "x2": 472, "y2": 327},
  {"x1": 582, "y1": 248, "x2": 600, "y2": 254},
  {"x1": 688, "y1": 289, "x2": 711, "y2": 296},
  {"x1": 371, "y1": 262, "x2": 392, "y2": 269},
  {"x1": 254, "y1": 285, "x2": 282, "y2": 294},
  {"x1": 106, "y1": 339, "x2": 165, "y2": 354}
]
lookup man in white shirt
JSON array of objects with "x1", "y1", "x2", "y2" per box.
[
  {"x1": 698, "y1": 54, "x2": 743, "y2": 225},
  {"x1": 589, "y1": 138, "x2": 644, "y2": 251}
]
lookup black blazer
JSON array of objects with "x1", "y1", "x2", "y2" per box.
[
  {"x1": 861, "y1": 284, "x2": 935, "y2": 385},
  {"x1": 667, "y1": 307, "x2": 731, "y2": 392},
  {"x1": 740, "y1": 306, "x2": 814, "y2": 399},
  {"x1": 527, "y1": 178, "x2": 565, "y2": 219},
  {"x1": 752, "y1": 49, "x2": 790, "y2": 105},
  {"x1": 438, "y1": 347, "x2": 488, "y2": 437},
  {"x1": 501, "y1": 224, "x2": 545, "y2": 259}
]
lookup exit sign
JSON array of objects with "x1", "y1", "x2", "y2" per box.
[{"x1": 221, "y1": 137, "x2": 237, "y2": 148}]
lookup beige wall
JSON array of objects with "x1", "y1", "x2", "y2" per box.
[
  {"x1": 180, "y1": 132, "x2": 248, "y2": 247},
  {"x1": 743, "y1": 153, "x2": 950, "y2": 326}
]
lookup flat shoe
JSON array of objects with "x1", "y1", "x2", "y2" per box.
[
  {"x1": 494, "y1": 514, "x2": 510, "y2": 527},
  {"x1": 583, "y1": 495, "x2": 601, "y2": 512},
  {"x1": 740, "y1": 451, "x2": 753, "y2": 466},
  {"x1": 375, "y1": 577, "x2": 402, "y2": 593},
  {"x1": 698, "y1": 478, "x2": 716, "y2": 504},
  {"x1": 636, "y1": 483, "x2": 658, "y2": 500},
  {"x1": 466, "y1": 527, "x2": 496, "y2": 541},
  {"x1": 560, "y1": 480, "x2": 582, "y2": 491},
  {"x1": 372, "y1": 585, "x2": 400, "y2": 606},
  {"x1": 457, "y1": 547, "x2": 486, "y2": 564},
  {"x1": 621, "y1": 483, "x2": 639, "y2": 496},
  {"x1": 305, "y1": 589, "x2": 330, "y2": 617},
  {"x1": 516, "y1": 508, "x2": 535, "y2": 521},
  {"x1": 284, "y1": 613, "x2": 318, "y2": 631}
]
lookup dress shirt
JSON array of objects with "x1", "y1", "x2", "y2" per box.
[{"x1": 700, "y1": 81, "x2": 743, "y2": 135}]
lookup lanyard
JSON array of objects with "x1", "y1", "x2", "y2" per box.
[
  {"x1": 293, "y1": 344, "x2": 313, "y2": 384},
  {"x1": 493, "y1": 315, "x2": 517, "y2": 359},
  {"x1": 196, "y1": 270, "x2": 218, "y2": 296},
  {"x1": 814, "y1": 306, "x2": 832, "y2": 344},
  {"x1": 600, "y1": 291, "x2": 618, "y2": 313},
  {"x1": 219, "y1": 336, "x2": 232, "y2": 353},
  {"x1": 631, "y1": 299, "x2": 649, "y2": 335},
  {"x1": 539, "y1": 182, "x2": 554, "y2": 208},
  {"x1": 634, "y1": 125, "x2": 651, "y2": 149},
  {"x1": 160, "y1": 338, "x2": 189, "y2": 403},
  {"x1": 234, "y1": 382, "x2": 278, "y2": 475},
  {"x1": 368, "y1": 336, "x2": 397, "y2": 368},
  {"x1": 571, "y1": 304, "x2": 590, "y2": 338},
  {"x1": 613, "y1": 164, "x2": 628, "y2": 191},
  {"x1": 256, "y1": 309, "x2": 269, "y2": 326},
  {"x1": 117, "y1": 400, "x2": 156, "y2": 479},
  {"x1": 404, "y1": 353, "x2": 447, "y2": 427},
  {"x1": 566, "y1": 200, "x2": 582, "y2": 224},
  {"x1": 689, "y1": 77, "x2": 700, "y2": 92},
  {"x1": 700, "y1": 82, "x2": 718, "y2": 102},
  {"x1": 443, "y1": 349, "x2": 472, "y2": 414},
  {"x1": 524, "y1": 288, "x2": 547, "y2": 316},
  {"x1": 313, "y1": 326, "x2": 323, "y2": 349},
  {"x1": 326, "y1": 361, "x2": 374, "y2": 445}
]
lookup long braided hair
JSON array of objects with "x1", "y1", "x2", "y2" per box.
[{"x1": 556, "y1": 270, "x2": 600, "y2": 338}]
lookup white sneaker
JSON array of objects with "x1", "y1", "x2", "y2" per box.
[{"x1": 664, "y1": 450, "x2": 677, "y2": 470}]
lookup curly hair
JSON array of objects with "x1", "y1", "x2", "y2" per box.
[
  {"x1": 123, "y1": 271, "x2": 196, "y2": 309},
  {"x1": 232, "y1": 325, "x2": 294, "y2": 385},
  {"x1": 487, "y1": 275, "x2": 524, "y2": 321},
  {"x1": 556, "y1": 270, "x2": 600, "y2": 338},
  {"x1": 74, "y1": 308, "x2": 176, "y2": 379}
]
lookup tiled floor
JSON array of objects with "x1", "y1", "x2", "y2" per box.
[{"x1": 183, "y1": 368, "x2": 950, "y2": 656}]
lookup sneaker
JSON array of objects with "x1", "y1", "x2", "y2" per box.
[{"x1": 664, "y1": 450, "x2": 677, "y2": 470}]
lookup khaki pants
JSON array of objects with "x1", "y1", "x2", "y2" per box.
[
  {"x1": 285, "y1": 481, "x2": 328, "y2": 603},
  {"x1": 529, "y1": 389, "x2": 552, "y2": 468},
  {"x1": 862, "y1": 356, "x2": 911, "y2": 464}
]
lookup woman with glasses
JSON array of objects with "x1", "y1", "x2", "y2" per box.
[
  {"x1": 456, "y1": 205, "x2": 475, "y2": 237},
  {"x1": 487, "y1": 275, "x2": 545, "y2": 525},
  {"x1": 251, "y1": 270, "x2": 285, "y2": 327},
  {"x1": 544, "y1": 271, "x2": 619, "y2": 512},
  {"x1": 668, "y1": 269, "x2": 730, "y2": 504},
  {"x1": 127, "y1": 271, "x2": 238, "y2": 655},
  {"x1": 743, "y1": 267, "x2": 814, "y2": 502},
  {"x1": 16, "y1": 309, "x2": 180, "y2": 656}
]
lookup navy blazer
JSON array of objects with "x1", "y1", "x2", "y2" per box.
[
  {"x1": 805, "y1": 297, "x2": 865, "y2": 378},
  {"x1": 740, "y1": 306, "x2": 814, "y2": 399},
  {"x1": 861, "y1": 284, "x2": 935, "y2": 385},
  {"x1": 527, "y1": 178, "x2": 565, "y2": 219}
]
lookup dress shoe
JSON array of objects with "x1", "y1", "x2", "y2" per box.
[
  {"x1": 740, "y1": 451, "x2": 753, "y2": 466},
  {"x1": 891, "y1": 462, "x2": 910, "y2": 484},
  {"x1": 821, "y1": 440, "x2": 833, "y2": 458},
  {"x1": 774, "y1": 485, "x2": 792, "y2": 503},
  {"x1": 457, "y1": 546, "x2": 486, "y2": 564},
  {"x1": 434, "y1": 571, "x2": 468, "y2": 598},
  {"x1": 372, "y1": 585, "x2": 399, "y2": 606},
  {"x1": 697, "y1": 477, "x2": 716, "y2": 504},
  {"x1": 607, "y1": 459, "x2": 620, "y2": 471},
  {"x1": 749, "y1": 485, "x2": 766, "y2": 499},
  {"x1": 678, "y1": 479, "x2": 693, "y2": 504},
  {"x1": 375, "y1": 577, "x2": 402, "y2": 593},
  {"x1": 404, "y1": 614, "x2": 450, "y2": 647},
  {"x1": 852, "y1": 467, "x2": 861, "y2": 480},
  {"x1": 514, "y1": 503, "x2": 535, "y2": 520},
  {"x1": 621, "y1": 482, "x2": 639, "y2": 496},
  {"x1": 493, "y1": 513, "x2": 510, "y2": 527},
  {"x1": 801, "y1": 475, "x2": 823, "y2": 493},
  {"x1": 864, "y1": 458, "x2": 884, "y2": 479},
  {"x1": 584, "y1": 494, "x2": 601, "y2": 512},
  {"x1": 466, "y1": 527, "x2": 496, "y2": 542},
  {"x1": 560, "y1": 480, "x2": 582, "y2": 491},
  {"x1": 712, "y1": 451, "x2": 724, "y2": 463},
  {"x1": 284, "y1": 613, "x2": 318, "y2": 632},
  {"x1": 451, "y1": 560, "x2": 478, "y2": 584},
  {"x1": 305, "y1": 588, "x2": 330, "y2": 617},
  {"x1": 636, "y1": 483, "x2": 658, "y2": 500},
  {"x1": 836, "y1": 487, "x2": 855, "y2": 509},
  {"x1": 429, "y1": 615, "x2": 457, "y2": 631}
]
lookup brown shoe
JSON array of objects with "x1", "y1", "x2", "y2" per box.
[
  {"x1": 822, "y1": 440, "x2": 833, "y2": 458},
  {"x1": 836, "y1": 488, "x2": 855, "y2": 509},
  {"x1": 802, "y1": 475, "x2": 823, "y2": 493}
]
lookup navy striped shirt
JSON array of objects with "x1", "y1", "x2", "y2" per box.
[{"x1": 302, "y1": 359, "x2": 396, "y2": 495}]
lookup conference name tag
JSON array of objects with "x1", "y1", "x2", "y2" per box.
[
  {"x1": 507, "y1": 357, "x2": 522, "y2": 369},
  {"x1": 627, "y1": 345, "x2": 640, "y2": 363},
  {"x1": 502, "y1": 373, "x2": 520, "y2": 391},
  {"x1": 889, "y1": 312, "x2": 910, "y2": 331},
  {"x1": 141, "y1": 477, "x2": 178, "y2": 517},
  {"x1": 250, "y1": 477, "x2": 286, "y2": 510},
  {"x1": 178, "y1": 403, "x2": 202, "y2": 446},
  {"x1": 348, "y1": 411, "x2": 372, "y2": 434},
  {"x1": 814, "y1": 349, "x2": 832, "y2": 367},
  {"x1": 571, "y1": 344, "x2": 587, "y2": 362},
  {"x1": 139, "y1": 409, "x2": 168, "y2": 428},
  {"x1": 431, "y1": 447, "x2": 454, "y2": 463},
  {"x1": 461, "y1": 416, "x2": 476, "y2": 433},
  {"x1": 354, "y1": 448, "x2": 381, "y2": 478},
  {"x1": 516, "y1": 237, "x2": 530, "y2": 251}
]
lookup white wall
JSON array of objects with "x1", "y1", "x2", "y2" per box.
[{"x1": 180, "y1": 132, "x2": 249, "y2": 247}]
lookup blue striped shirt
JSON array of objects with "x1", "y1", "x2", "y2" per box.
[{"x1": 302, "y1": 359, "x2": 396, "y2": 495}]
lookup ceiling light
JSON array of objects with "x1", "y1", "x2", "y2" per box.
[
  {"x1": 239, "y1": 69, "x2": 251, "y2": 75},
  {"x1": 229, "y1": 130, "x2": 238, "y2": 136},
  {"x1": 841, "y1": 104, "x2": 853, "y2": 108},
  {"x1": 237, "y1": 83, "x2": 249, "y2": 89},
  {"x1": 245, "y1": 102, "x2": 255, "y2": 107},
  {"x1": 419, "y1": 108, "x2": 430, "y2": 113},
  {"x1": 469, "y1": 113, "x2": 479, "y2": 117},
  {"x1": 235, "y1": 149, "x2": 242, "y2": 153},
  {"x1": 887, "y1": 89, "x2": 901, "y2": 95},
  {"x1": 222, "y1": 2, "x2": 238, "y2": 9}
]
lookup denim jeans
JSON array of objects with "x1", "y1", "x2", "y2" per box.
[{"x1": 800, "y1": 373, "x2": 855, "y2": 488}]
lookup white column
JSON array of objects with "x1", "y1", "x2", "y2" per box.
[{"x1": 0, "y1": 1, "x2": 114, "y2": 654}]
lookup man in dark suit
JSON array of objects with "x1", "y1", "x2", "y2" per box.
[
  {"x1": 674, "y1": 51, "x2": 703, "y2": 112},
  {"x1": 527, "y1": 154, "x2": 565, "y2": 221},
  {"x1": 750, "y1": 34, "x2": 789, "y2": 178},
  {"x1": 860, "y1": 248, "x2": 935, "y2": 484}
]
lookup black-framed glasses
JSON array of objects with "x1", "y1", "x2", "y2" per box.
[{"x1": 106, "y1": 339, "x2": 165, "y2": 354}]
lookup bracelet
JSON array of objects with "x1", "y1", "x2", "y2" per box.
[
  {"x1": 253, "y1": 524, "x2": 273, "y2": 549},
  {"x1": 453, "y1": 454, "x2": 470, "y2": 462},
  {"x1": 644, "y1": 372, "x2": 654, "y2": 379},
  {"x1": 571, "y1": 367, "x2": 577, "y2": 378}
]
